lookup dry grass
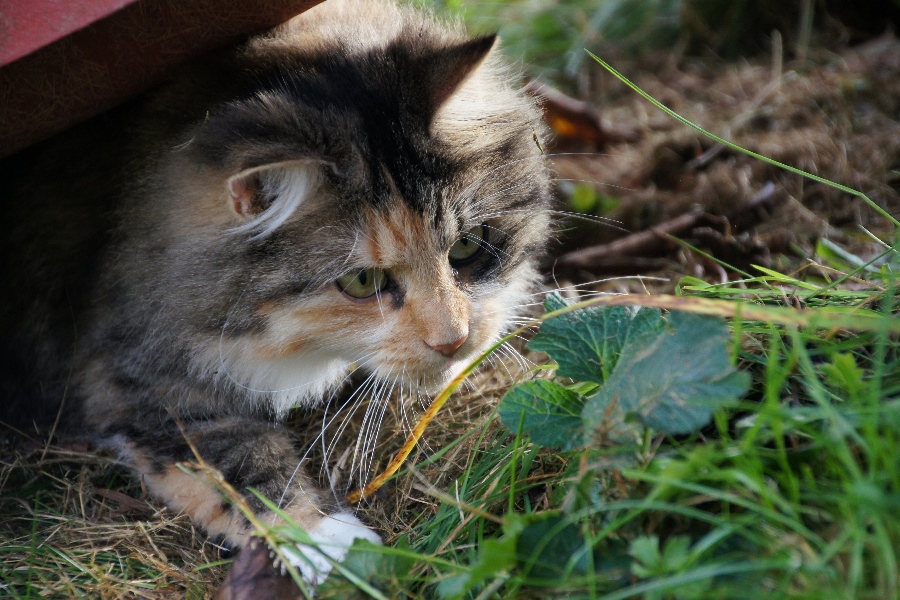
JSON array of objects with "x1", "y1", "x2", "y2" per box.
[{"x1": 0, "y1": 439, "x2": 224, "y2": 598}]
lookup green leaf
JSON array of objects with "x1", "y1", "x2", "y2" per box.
[
  {"x1": 583, "y1": 311, "x2": 749, "y2": 436},
  {"x1": 319, "y1": 538, "x2": 411, "y2": 597},
  {"x1": 516, "y1": 513, "x2": 590, "y2": 579},
  {"x1": 529, "y1": 294, "x2": 665, "y2": 384},
  {"x1": 630, "y1": 535, "x2": 662, "y2": 578},
  {"x1": 661, "y1": 535, "x2": 692, "y2": 570},
  {"x1": 436, "y1": 516, "x2": 523, "y2": 599},
  {"x1": 630, "y1": 535, "x2": 714, "y2": 599},
  {"x1": 498, "y1": 380, "x2": 587, "y2": 450}
]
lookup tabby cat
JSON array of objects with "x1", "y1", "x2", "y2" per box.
[{"x1": 0, "y1": 0, "x2": 550, "y2": 584}]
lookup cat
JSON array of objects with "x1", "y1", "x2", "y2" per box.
[{"x1": 0, "y1": 0, "x2": 551, "y2": 586}]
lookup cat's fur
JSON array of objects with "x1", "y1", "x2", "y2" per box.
[{"x1": 0, "y1": 0, "x2": 550, "y2": 584}]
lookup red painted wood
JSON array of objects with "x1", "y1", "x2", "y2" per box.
[
  {"x1": 0, "y1": 0, "x2": 137, "y2": 67},
  {"x1": 0, "y1": 0, "x2": 323, "y2": 158}
]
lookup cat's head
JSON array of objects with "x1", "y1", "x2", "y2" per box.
[{"x1": 155, "y1": 9, "x2": 551, "y2": 414}]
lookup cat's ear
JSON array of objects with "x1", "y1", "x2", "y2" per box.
[
  {"x1": 417, "y1": 34, "x2": 497, "y2": 115},
  {"x1": 226, "y1": 161, "x2": 322, "y2": 239}
]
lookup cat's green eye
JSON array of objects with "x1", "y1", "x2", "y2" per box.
[
  {"x1": 337, "y1": 268, "x2": 388, "y2": 299},
  {"x1": 448, "y1": 225, "x2": 485, "y2": 263}
]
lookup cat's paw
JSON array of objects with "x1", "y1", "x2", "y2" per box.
[{"x1": 282, "y1": 511, "x2": 382, "y2": 586}]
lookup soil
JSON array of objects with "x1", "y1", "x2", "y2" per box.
[{"x1": 543, "y1": 32, "x2": 899, "y2": 295}]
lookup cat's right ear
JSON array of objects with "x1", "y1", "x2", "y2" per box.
[
  {"x1": 413, "y1": 34, "x2": 498, "y2": 120},
  {"x1": 226, "y1": 161, "x2": 323, "y2": 239}
]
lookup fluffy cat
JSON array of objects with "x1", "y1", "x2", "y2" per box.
[{"x1": 0, "y1": 0, "x2": 550, "y2": 585}]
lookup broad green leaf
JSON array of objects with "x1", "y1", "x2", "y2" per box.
[
  {"x1": 583, "y1": 311, "x2": 749, "y2": 436},
  {"x1": 498, "y1": 380, "x2": 587, "y2": 450},
  {"x1": 529, "y1": 294, "x2": 664, "y2": 384},
  {"x1": 630, "y1": 535, "x2": 714, "y2": 599},
  {"x1": 516, "y1": 513, "x2": 589, "y2": 579}
]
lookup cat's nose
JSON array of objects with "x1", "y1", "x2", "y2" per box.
[{"x1": 428, "y1": 334, "x2": 468, "y2": 358}]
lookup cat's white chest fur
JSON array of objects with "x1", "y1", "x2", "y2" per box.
[{"x1": 205, "y1": 340, "x2": 352, "y2": 416}]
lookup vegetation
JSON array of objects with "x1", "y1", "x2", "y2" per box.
[{"x1": 311, "y1": 254, "x2": 900, "y2": 598}]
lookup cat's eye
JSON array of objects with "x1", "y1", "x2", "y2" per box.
[
  {"x1": 337, "y1": 268, "x2": 388, "y2": 299},
  {"x1": 448, "y1": 225, "x2": 485, "y2": 263}
]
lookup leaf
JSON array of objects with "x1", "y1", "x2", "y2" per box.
[
  {"x1": 629, "y1": 535, "x2": 714, "y2": 600},
  {"x1": 498, "y1": 380, "x2": 587, "y2": 450},
  {"x1": 583, "y1": 311, "x2": 749, "y2": 436},
  {"x1": 569, "y1": 183, "x2": 598, "y2": 213},
  {"x1": 516, "y1": 513, "x2": 589, "y2": 579},
  {"x1": 629, "y1": 535, "x2": 662, "y2": 578},
  {"x1": 436, "y1": 516, "x2": 523, "y2": 599},
  {"x1": 529, "y1": 294, "x2": 664, "y2": 384},
  {"x1": 661, "y1": 535, "x2": 693, "y2": 570}
]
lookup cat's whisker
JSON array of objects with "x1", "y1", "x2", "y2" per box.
[
  {"x1": 451, "y1": 154, "x2": 547, "y2": 207},
  {"x1": 417, "y1": 386, "x2": 430, "y2": 411},
  {"x1": 483, "y1": 343, "x2": 518, "y2": 383},
  {"x1": 546, "y1": 208, "x2": 629, "y2": 229},
  {"x1": 287, "y1": 365, "x2": 378, "y2": 496},
  {"x1": 551, "y1": 177, "x2": 635, "y2": 194},
  {"x1": 463, "y1": 181, "x2": 534, "y2": 213},
  {"x1": 499, "y1": 347, "x2": 529, "y2": 380},
  {"x1": 476, "y1": 240, "x2": 508, "y2": 266},
  {"x1": 521, "y1": 275, "x2": 673, "y2": 300},
  {"x1": 374, "y1": 285, "x2": 388, "y2": 321},
  {"x1": 362, "y1": 380, "x2": 396, "y2": 481},
  {"x1": 546, "y1": 212, "x2": 631, "y2": 234},
  {"x1": 323, "y1": 368, "x2": 381, "y2": 473},
  {"x1": 452, "y1": 149, "x2": 624, "y2": 216},
  {"x1": 315, "y1": 353, "x2": 380, "y2": 437},
  {"x1": 349, "y1": 354, "x2": 402, "y2": 483},
  {"x1": 284, "y1": 386, "x2": 370, "y2": 506},
  {"x1": 471, "y1": 205, "x2": 627, "y2": 235},
  {"x1": 495, "y1": 342, "x2": 533, "y2": 375},
  {"x1": 478, "y1": 225, "x2": 516, "y2": 259}
]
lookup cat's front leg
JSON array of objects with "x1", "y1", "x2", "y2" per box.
[{"x1": 105, "y1": 415, "x2": 381, "y2": 585}]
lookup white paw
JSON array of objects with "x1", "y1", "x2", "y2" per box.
[{"x1": 282, "y1": 511, "x2": 382, "y2": 586}]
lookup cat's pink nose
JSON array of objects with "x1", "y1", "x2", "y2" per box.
[{"x1": 429, "y1": 334, "x2": 468, "y2": 358}]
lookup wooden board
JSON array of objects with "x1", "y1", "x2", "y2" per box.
[{"x1": 0, "y1": 0, "x2": 322, "y2": 158}]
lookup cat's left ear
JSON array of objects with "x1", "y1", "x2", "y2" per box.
[
  {"x1": 416, "y1": 33, "x2": 497, "y2": 117},
  {"x1": 226, "y1": 160, "x2": 323, "y2": 239}
]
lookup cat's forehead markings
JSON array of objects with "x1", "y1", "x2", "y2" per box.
[{"x1": 361, "y1": 201, "x2": 435, "y2": 266}]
